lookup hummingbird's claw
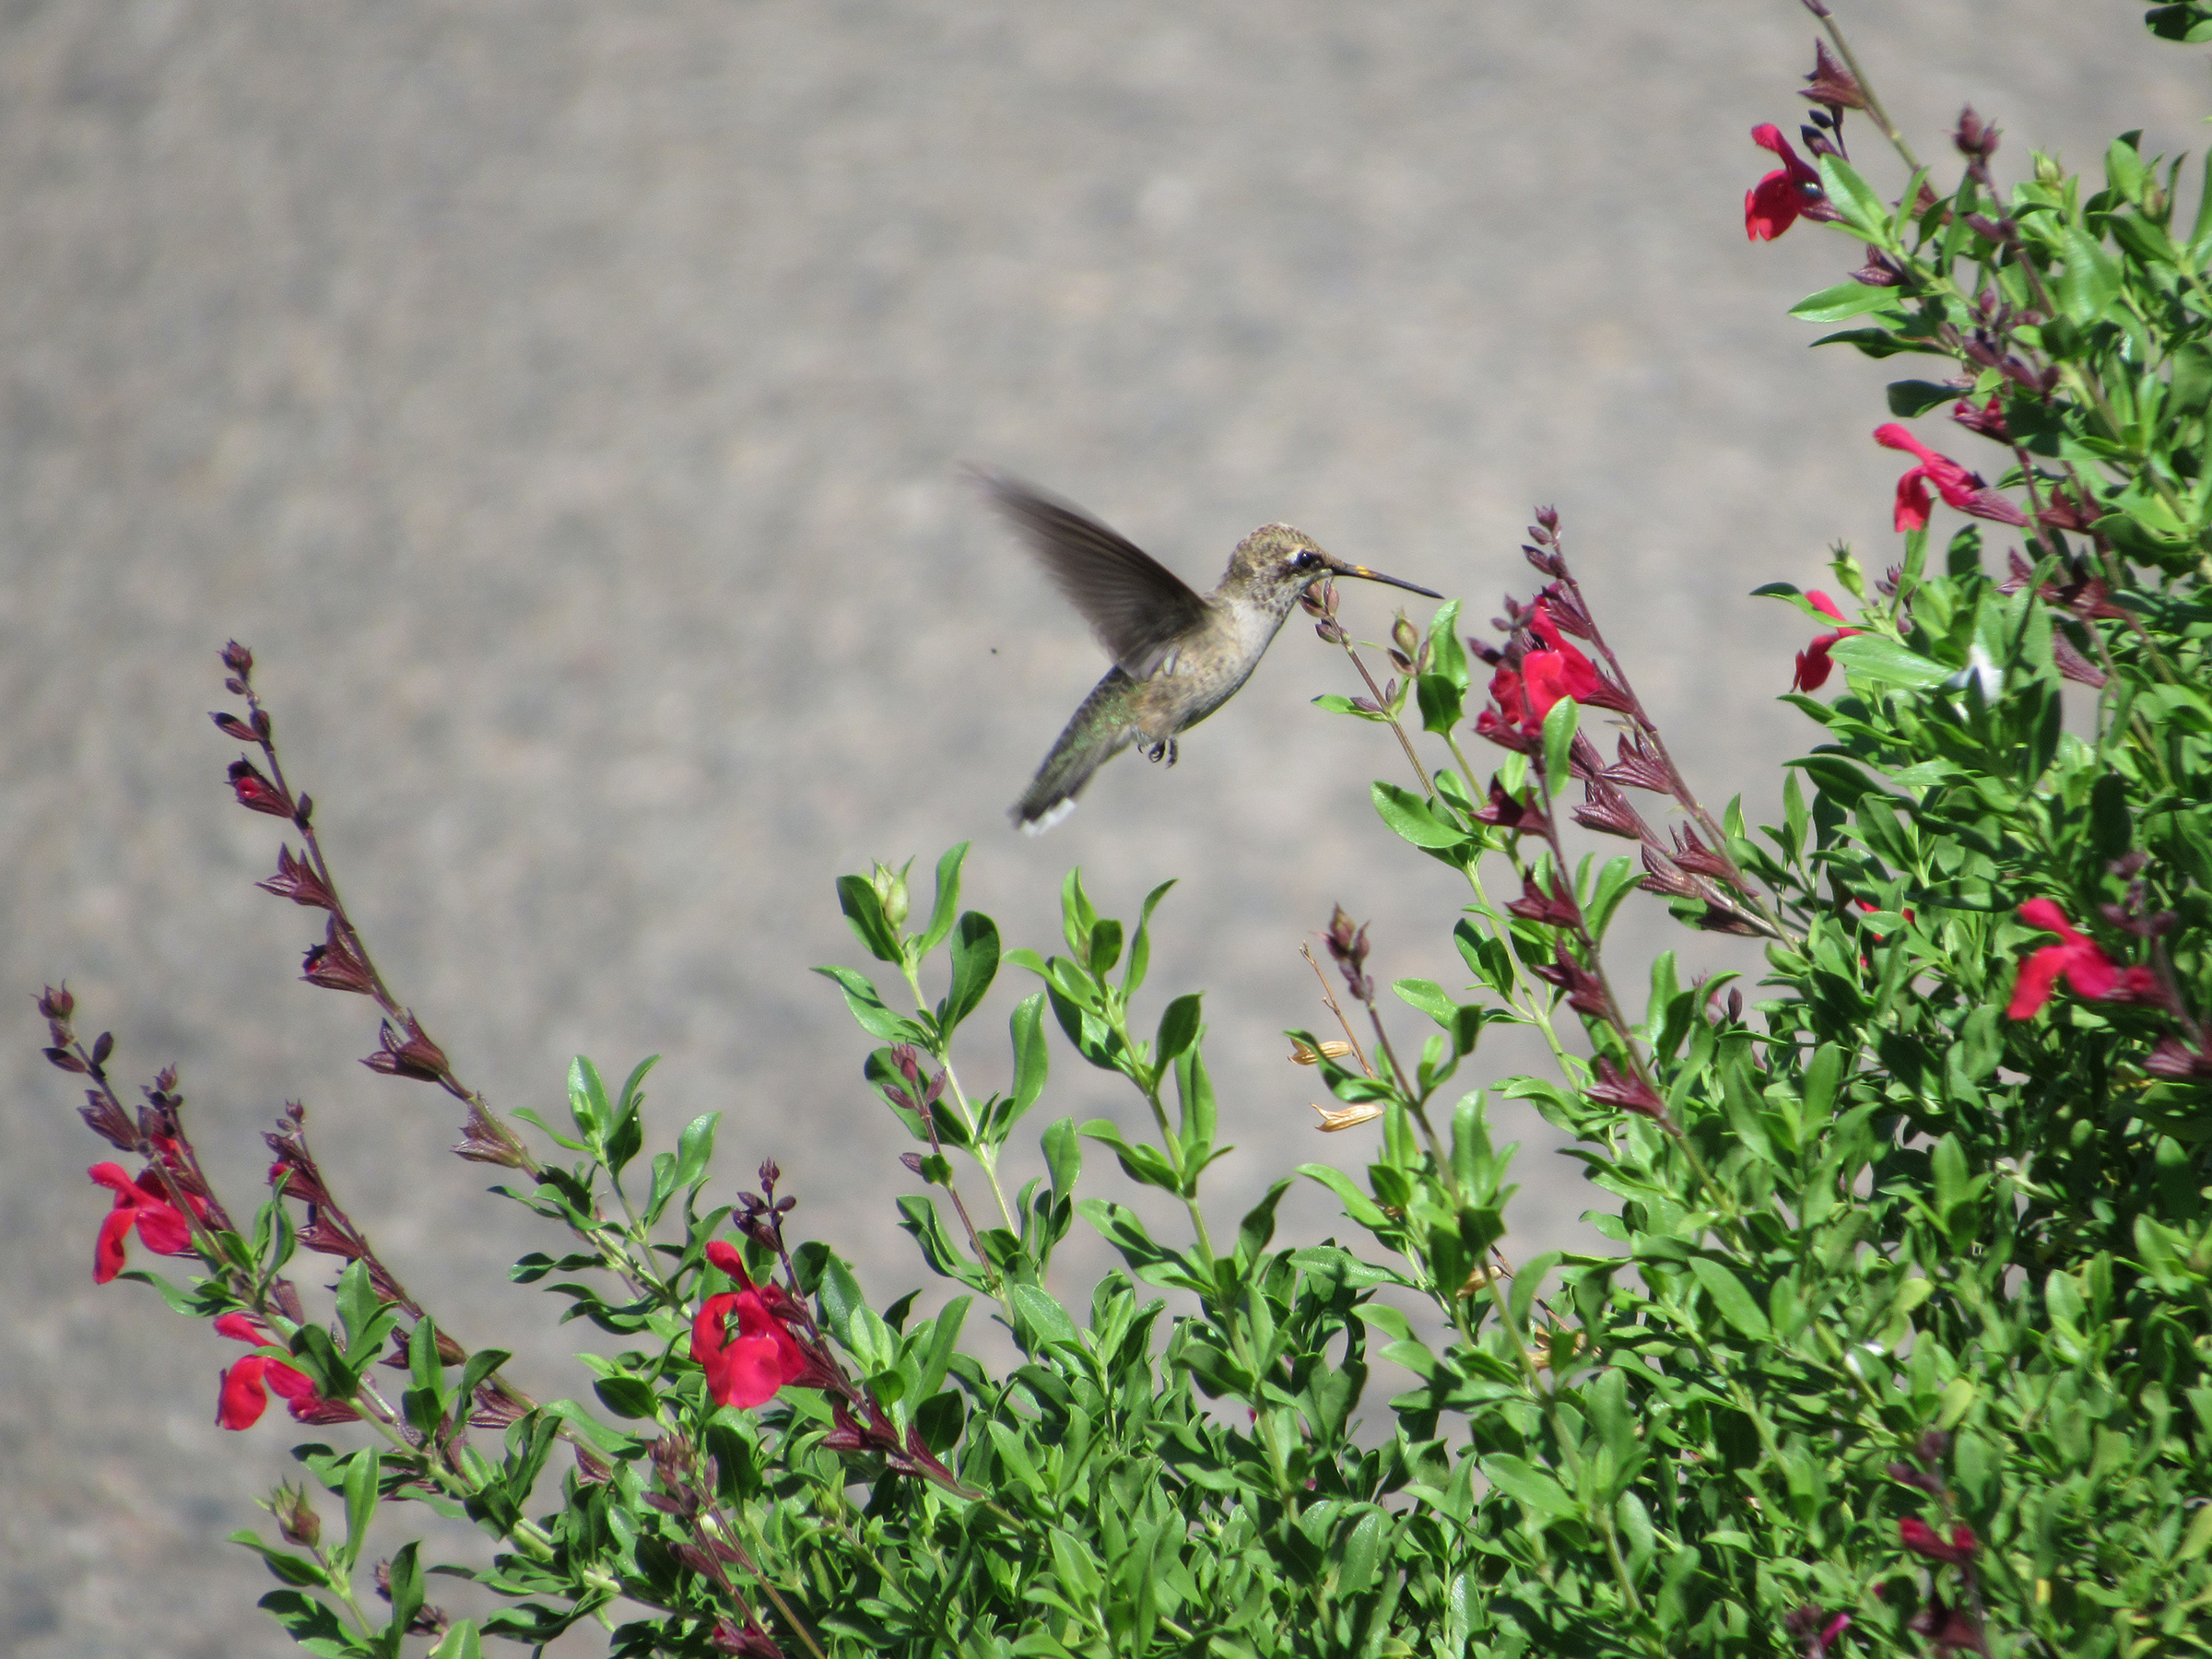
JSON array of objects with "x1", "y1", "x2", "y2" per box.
[{"x1": 1146, "y1": 738, "x2": 1179, "y2": 768}]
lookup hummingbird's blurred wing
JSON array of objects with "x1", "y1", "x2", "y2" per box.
[{"x1": 979, "y1": 473, "x2": 1212, "y2": 679}]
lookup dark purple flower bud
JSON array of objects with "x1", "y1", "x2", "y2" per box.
[
  {"x1": 1799, "y1": 40, "x2": 1867, "y2": 111},
  {"x1": 257, "y1": 845, "x2": 335, "y2": 909},
  {"x1": 221, "y1": 641, "x2": 254, "y2": 677},
  {"x1": 212, "y1": 711, "x2": 259, "y2": 743},
  {"x1": 300, "y1": 920, "x2": 375, "y2": 994},
  {"x1": 361, "y1": 1017, "x2": 449, "y2": 1083},
  {"x1": 1953, "y1": 105, "x2": 2000, "y2": 165},
  {"x1": 1900, "y1": 1517, "x2": 1978, "y2": 1565},
  {"x1": 1586, "y1": 1056, "x2": 1665, "y2": 1119},
  {"x1": 229, "y1": 759, "x2": 295, "y2": 818}
]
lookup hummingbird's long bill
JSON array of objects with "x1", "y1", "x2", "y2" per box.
[{"x1": 1325, "y1": 559, "x2": 1443, "y2": 599}]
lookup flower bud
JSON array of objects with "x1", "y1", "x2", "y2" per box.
[
  {"x1": 269, "y1": 1481, "x2": 321, "y2": 1547},
  {"x1": 869, "y1": 860, "x2": 911, "y2": 930}
]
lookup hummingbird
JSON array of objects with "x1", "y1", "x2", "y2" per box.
[{"x1": 981, "y1": 472, "x2": 1442, "y2": 833}]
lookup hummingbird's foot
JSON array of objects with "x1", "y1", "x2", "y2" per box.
[{"x1": 1146, "y1": 737, "x2": 1178, "y2": 768}]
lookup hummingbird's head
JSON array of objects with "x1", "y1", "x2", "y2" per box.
[{"x1": 1227, "y1": 524, "x2": 1443, "y2": 608}]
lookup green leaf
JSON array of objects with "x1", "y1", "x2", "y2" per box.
[
  {"x1": 229, "y1": 1533, "x2": 331, "y2": 1588},
  {"x1": 812, "y1": 964, "x2": 931, "y2": 1045},
  {"x1": 939, "y1": 911, "x2": 1000, "y2": 1034},
  {"x1": 1818, "y1": 154, "x2": 1894, "y2": 243},
  {"x1": 1688, "y1": 1258, "x2": 1771, "y2": 1342},
  {"x1": 1825, "y1": 633, "x2": 1950, "y2": 688},
  {"x1": 1371, "y1": 780, "x2": 1467, "y2": 850},
  {"x1": 431, "y1": 1620, "x2": 485, "y2": 1659},
  {"x1": 1480, "y1": 1453, "x2": 1580, "y2": 1518},
  {"x1": 383, "y1": 1541, "x2": 425, "y2": 1643},
  {"x1": 340, "y1": 1448, "x2": 380, "y2": 1573},
  {"x1": 1790, "y1": 281, "x2": 1907, "y2": 324},
  {"x1": 2056, "y1": 224, "x2": 2123, "y2": 325},
  {"x1": 567, "y1": 1055, "x2": 610, "y2": 1143},
  {"x1": 1540, "y1": 695, "x2": 1579, "y2": 798},
  {"x1": 1887, "y1": 380, "x2": 1960, "y2": 418},
  {"x1": 1155, "y1": 992, "x2": 1203, "y2": 1064},
  {"x1": 1124, "y1": 878, "x2": 1177, "y2": 998},
  {"x1": 835, "y1": 873, "x2": 905, "y2": 964},
  {"x1": 915, "y1": 843, "x2": 970, "y2": 955},
  {"x1": 1010, "y1": 1285, "x2": 1082, "y2": 1354},
  {"x1": 672, "y1": 1112, "x2": 722, "y2": 1194},
  {"x1": 1004, "y1": 994, "x2": 1050, "y2": 1136},
  {"x1": 1041, "y1": 1116, "x2": 1080, "y2": 1200}
]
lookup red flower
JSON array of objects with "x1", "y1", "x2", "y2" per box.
[
  {"x1": 1792, "y1": 590, "x2": 1861, "y2": 692},
  {"x1": 1899, "y1": 1517, "x2": 1979, "y2": 1566},
  {"x1": 213, "y1": 1311, "x2": 357, "y2": 1430},
  {"x1": 1874, "y1": 425, "x2": 2030, "y2": 532},
  {"x1": 88, "y1": 1162, "x2": 204, "y2": 1284},
  {"x1": 692, "y1": 1241, "x2": 817, "y2": 1409},
  {"x1": 1746, "y1": 124, "x2": 1822, "y2": 241},
  {"x1": 1477, "y1": 601, "x2": 1605, "y2": 747},
  {"x1": 2006, "y1": 899, "x2": 2162, "y2": 1019}
]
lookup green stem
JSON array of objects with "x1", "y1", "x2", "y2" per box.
[{"x1": 900, "y1": 963, "x2": 1018, "y2": 1232}]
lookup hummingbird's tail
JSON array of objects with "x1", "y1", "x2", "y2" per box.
[{"x1": 1011, "y1": 666, "x2": 1139, "y2": 834}]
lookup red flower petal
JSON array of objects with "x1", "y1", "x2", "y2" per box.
[
  {"x1": 214, "y1": 1312, "x2": 267, "y2": 1345},
  {"x1": 218, "y1": 1358, "x2": 271, "y2": 1430},
  {"x1": 94, "y1": 1206, "x2": 134, "y2": 1284},
  {"x1": 2006, "y1": 945, "x2": 2069, "y2": 1018}
]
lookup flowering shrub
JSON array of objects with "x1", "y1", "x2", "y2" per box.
[{"x1": 41, "y1": 8, "x2": 2212, "y2": 1657}]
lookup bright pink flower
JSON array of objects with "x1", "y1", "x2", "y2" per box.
[
  {"x1": 2006, "y1": 899, "x2": 2162, "y2": 1019},
  {"x1": 1899, "y1": 1517, "x2": 1979, "y2": 1566},
  {"x1": 693, "y1": 1241, "x2": 817, "y2": 1409},
  {"x1": 88, "y1": 1163, "x2": 204, "y2": 1284},
  {"x1": 213, "y1": 1310, "x2": 354, "y2": 1430},
  {"x1": 1792, "y1": 590, "x2": 1862, "y2": 692},
  {"x1": 1746, "y1": 124, "x2": 1822, "y2": 241}
]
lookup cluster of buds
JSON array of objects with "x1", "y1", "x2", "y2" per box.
[
  {"x1": 1298, "y1": 575, "x2": 1349, "y2": 645},
  {"x1": 733, "y1": 1158, "x2": 798, "y2": 1254},
  {"x1": 1324, "y1": 905, "x2": 1374, "y2": 1005}
]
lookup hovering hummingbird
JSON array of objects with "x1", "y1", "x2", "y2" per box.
[{"x1": 981, "y1": 473, "x2": 1441, "y2": 833}]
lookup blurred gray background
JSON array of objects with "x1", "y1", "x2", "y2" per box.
[{"x1": 3, "y1": 2, "x2": 2200, "y2": 1653}]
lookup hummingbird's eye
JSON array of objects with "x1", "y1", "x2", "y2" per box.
[{"x1": 1295, "y1": 550, "x2": 1324, "y2": 571}]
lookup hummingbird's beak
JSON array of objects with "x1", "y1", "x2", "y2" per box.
[{"x1": 1326, "y1": 558, "x2": 1443, "y2": 600}]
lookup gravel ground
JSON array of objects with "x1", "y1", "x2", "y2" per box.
[{"x1": 2, "y1": 4, "x2": 2201, "y2": 1653}]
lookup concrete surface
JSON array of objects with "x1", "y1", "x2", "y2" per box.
[{"x1": 3, "y1": 2, "x2": 2201, "y2": 1653}]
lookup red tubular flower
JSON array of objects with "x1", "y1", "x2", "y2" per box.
[
  {"x1": 1874, "y1": 424, "x2": 2030, "y2": 531},
  {"x1": 693, "y1": 1241, "x2": 816, "y2": 1408},
  {"x1": 213, "y1": 1311, "x2": 354, "y2": 1430},
  {"x1": 1899, "y1": 1517, "x2": 1980, "y2": 1566},
  {"x1": 1746, "y1": 124, "x2": 1822, "y2": 241},
  {"x1": 1792, "y1": 590, "x2": 1862, "y2": 692},
  {"x1": 2006, "y1": 899, "x2": 2162, "y2": 1019},
  {"x1": 1477, "y1": 601, "x2": 1606, "y2": 747},
  {"x1": 1875, "y1": 424, "x2": 1982, "y2": 529},
  {"x1": 88, "y1": 1163, "x2": 204, "y2": 1284}
]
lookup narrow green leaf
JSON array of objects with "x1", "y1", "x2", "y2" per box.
[
  {"x1": 835, "y1": 873, "x2": 905, "y2": 964},
  {"x1": 1688, "y1": 1258, "x2": 1771, "y2": 1341},
  {"x1": 1540, "y1": 695, "x2": 1579, "y2": 798},
  {"x1": 915, "y1": 842, "x2": 970, "y2": 954},
  {"x1": 939, "y1": 911, "x2": 1001, "y2": 1034},
  {"x1": 1481, "y1": 1453, "x2": 1580, "y2": 1518},
  {"x1": 1818, "y1": 154, "x2": 1893, "y2": 243},
  {"x1": 1155, "y1": 993, "x2": 1203, "y2": 1064}
]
